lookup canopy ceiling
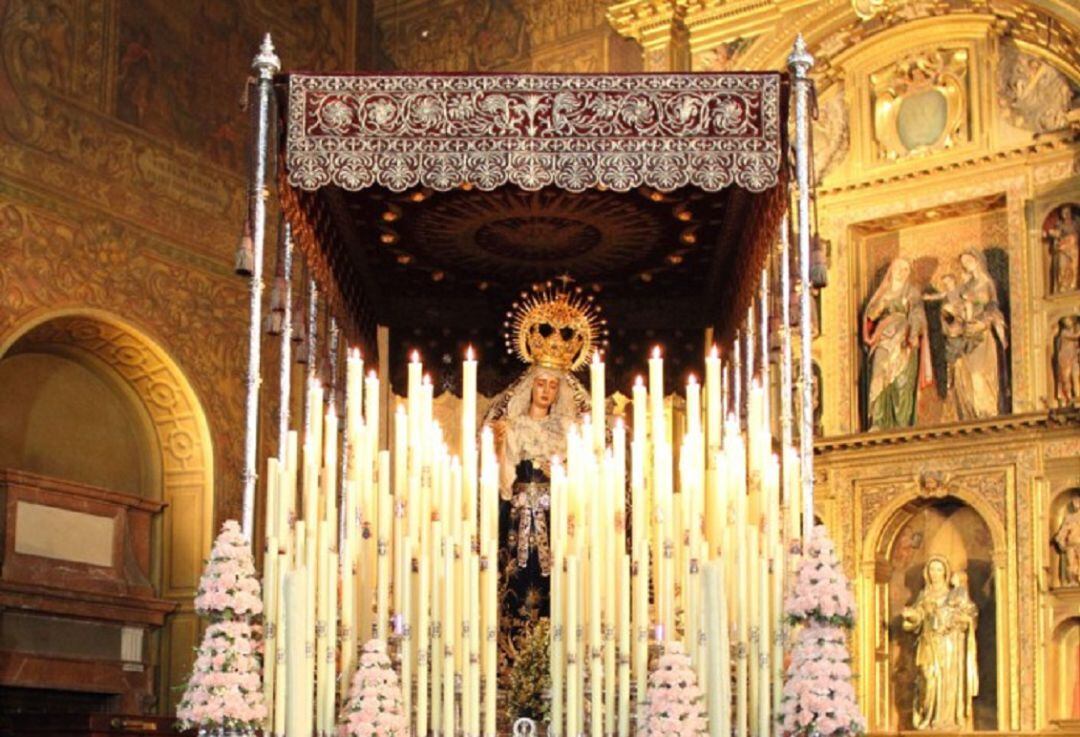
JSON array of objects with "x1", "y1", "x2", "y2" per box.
[{"x1": 278, "y1": 71, "x2": 789, "y2": 394}]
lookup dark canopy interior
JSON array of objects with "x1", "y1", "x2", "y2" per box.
[{"x1": 277, "y1": 71, "x2": 789, "y2": 394}]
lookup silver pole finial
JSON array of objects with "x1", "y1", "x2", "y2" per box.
[
  {"x1": 253, "y1": 32, "x2": 281, "y2": 75},
  {"x1": 787, "y1": 34, "x2": 814, "y2": 76}
]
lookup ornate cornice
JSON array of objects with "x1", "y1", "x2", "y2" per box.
[{"x1": 814, "y1": 411, "x2": 1075, "y2": 454}]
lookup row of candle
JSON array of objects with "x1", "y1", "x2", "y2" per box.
[
  {"x1": 545, "y1": 350, "x2": 801, "y2": 737},
  {"x1": 261, "y1": 347, "x2": 500, "y2": 736},
  {"x1": 260, "y1": 341, "x2": 802, "y2": 736}
]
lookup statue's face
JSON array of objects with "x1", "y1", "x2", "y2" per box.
[
  {"x1": 927, "y1": 559, "x2": 946, "y2": 585},
  {"x1": 531, "y1": 373, "x2": 560, "y2": 413},
  {"x1": 960, "y1": 253, "x2": 977, "y2": 273}
]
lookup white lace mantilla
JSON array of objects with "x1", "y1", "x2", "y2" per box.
[{"x1": 285, "y1": 73, "x2": 783, "y2": 194}]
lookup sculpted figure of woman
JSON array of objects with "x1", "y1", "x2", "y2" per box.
[
  {"x1": 901, "y1": 556, "x2": 978, "y2": 730},
  {"x1": 951, "y1": 250, "x2": 1008, "y2": 420},
  {"x1": 863, "y1": 258, "x2": 931, "y2": 430},
  {"x1": 486, "y1": 364, "x2": 585, "y2": 622},
  {"x1": 1048, "y1": 205, "x2": 1079, "y2": 293}
]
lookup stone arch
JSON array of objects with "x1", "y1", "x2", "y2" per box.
[
  {"x1": 0, "y1": 308, "x2": 214, "y2": 713},
  {"x1": 858, "y1": 483, "x2": 1010, "y2": 732},
  {"x1": 1049, "y1": 615, "x2": 1080, "y2": 720}
]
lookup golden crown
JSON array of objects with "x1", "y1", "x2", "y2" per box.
[{"x1": 503, "y1": 282, "x2": 607, "y2": 371}]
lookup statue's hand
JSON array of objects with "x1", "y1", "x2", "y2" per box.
[{"x1": 490, "y1": 419, "x2": 507, "y2": 450}]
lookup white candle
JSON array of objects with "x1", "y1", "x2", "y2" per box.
[
  {"x1": 365, "y1": 370, "x2": 380, "y2": 453},
  {"x1": 648, "y1": 347, "x2": 664, "y2": 446},
  {"x1": 591, "y1": 350, "x2": 606, "y2": 452},
  {"x1": 632, "y1": 375, "x2": 647, "y2": 450},
  {"x1": 284, "y1": 567, "x2": 308, "y2": 737},
  {"x1": 566, "y1": 554, "x2": 580, "y2": 737},
  {"x1": 443, "y1": 536, "x2": 455, "y2": 737},
  {"x1": 705, "y1": 345, "x2": 721, "y2": 451}
]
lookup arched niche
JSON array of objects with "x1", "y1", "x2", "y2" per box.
[
  {"x1": 862, "y1": 489, "x2": 1007, "y2": 732},
  {"x1": 0, "y1": 347, "x2": 159, "y2": 499},
  {"x1": 0, "y1": 310, "x2": 214, "y2": 714},
  {"x1": 1049, "y1": 616, "x2": 1080, "y2": 721},
  {"x1": 1049, "y1": 486, "x2": 1080, "y2": 588}
]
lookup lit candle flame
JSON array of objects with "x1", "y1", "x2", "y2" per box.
[
  {"x1": 709, "y1": 344, "x2": 719, "y2": 359},
  {"x1": 651, "y1": 346, "x2": 662, "y2": 359},
  {"x1": 688, "y1": 373, "x2": 698, "y2": 385},
  {"x1": 592, "y1": 349, "x2": 602, "y2": 364},
  {"x1": 465, "y1": 345, "x2": 475, "y2": 361},
  {"x1": 422, "y1": 373, "x2": 432, "y2": 386},
  {"x1": 410, "y1": 349, "x2": 420, "y2": 363},
  {"x1": 368, "y1": 370, "x2": 377, "y2": 380},
  {"x1": 634, "y1": 375, "x2": 645, "y2": 387}
]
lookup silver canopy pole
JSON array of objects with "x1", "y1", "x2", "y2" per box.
[
  {"x1": 241, "y1": 34, "x2": 281, "y2": 544},
  {"x1": 277, "y1": 222, "x2": 294, "y2": 460},
  {"x1": 788, "y1": 35, "x2": 815, "y2": 542}
]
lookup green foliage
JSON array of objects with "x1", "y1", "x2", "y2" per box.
[{"x1": 506, "y1": 618, "x2": 552, "y2": 724}]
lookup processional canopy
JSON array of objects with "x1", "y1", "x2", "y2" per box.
[{"x1": 277, "y1": 71, "x2": 789, "y2": 392}]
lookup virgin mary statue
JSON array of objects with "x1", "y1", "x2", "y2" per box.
[{"x1": 482, "y1": 285, "x2": 599, "y2": 656}]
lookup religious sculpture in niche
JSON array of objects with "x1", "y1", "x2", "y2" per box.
[
  {"x1": 483, "y1": 286, "x2": 595, "y2": 674},
  {"x1": 1053, "y1": 315, "x2": 1080, "y2": 408},
  {"x1": 997, "y1": 43, "x2": 1078, "y2": 135},
  {"x1": 902, "y1": 556, "x2": 980, "y2": 730},
  {"x1": 937, "y1": 251, "x2": 1009, "y2": 421},
  {"x1": 863, "y1": 258, "x2": 930, "y2": 431},
  {"x1": 1053, "y1": 491, "x2": 1080, "y2": 587},
  {"x1": 863, "y1": 245, "x2": 1011, "y2": 430},
  {"x1": 1044, "y1": 204, "x2": 1079, "y2": 295},
  {"x1": 871, "y1": 49, "x2": 969, "y2": 161}
]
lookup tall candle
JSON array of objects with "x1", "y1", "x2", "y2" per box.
[
  {"x1": 365, "y1": 370, "x2": 380, "y2": 454},
  {"x1": 262, "y1": 540, "x2": 279, "y2": 730},
  {"x1": 617, "y1": 552, "x2": 631, "y2": 736},
  {"x1": 416, "y1": 541, "x2": 430, "y2": 737},
  {"x1": 407, "y1": 350, "x2": 421, "y2": 442},
  {"x1": 591, "y1": 350, "x2": 606, "y2": 452},
  {"x1": 324, "y1": 550, "x2": 338, "y2": 733},
  {"x1": 393, "y1": 405, "x2": 407, "y2": 617},
  {"x1": 634, "y1": 543, "x2": 650, "y2": 704},
  {"x1": 706, "y1": 346, "x2": 721, "y2": 448},
  {"x1": 687, "y1": 374, "x2": 701, "y2": 437},
  {"x1": 376, "y1": 451, "x2": 392, "y2": 641},
  {"x1": 566, "y1": 554, "x2": 580, "y2": 737},
  {"x1": 430, "y1": 521, "x2": 444, "y2": 737},
  {"x1": 483, "y1": 539, "x2": 498, "y2": 737},
  {"x1": 648, "y1": 347, "x2": 664, "y2": 447},
  {"x1": 442, "y1": 536, "x2": 455, "y2": 737},
  {"x1": 284, "y1": 567, "x2": 308, "y2": 737}
]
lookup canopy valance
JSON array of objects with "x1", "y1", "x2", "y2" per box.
[{"x1": 284, "y1": 72, "x2": 784, "y2": 194}]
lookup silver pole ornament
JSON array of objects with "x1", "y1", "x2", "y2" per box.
[{"x1": 240, "y1": 33, "x2": 281, "y2": 543}]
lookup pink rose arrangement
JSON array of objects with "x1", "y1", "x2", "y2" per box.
[
  {"x1": 178, "y1": 519, "x2": 267, "y2": 735},
  {"x1": 176, "y1": 620, "x2": 268, "y2": 732},
  {"x1": 338, "y1": 639, "x2": 408, "y2": 737},
  {"x1": 780, "y1": 525, "x2": 865, "y2": 737},
  {"x1": 638, "y1": 642, "x2": 708, "y2": 737},
  {"x1": 784, "y1": 526, "x2": 856, "y2": 627},
  {"x1": 193, "y1": 520, "x2": 263, "y2": 620}
]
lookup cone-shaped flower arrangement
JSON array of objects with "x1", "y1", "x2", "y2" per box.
[
  {"x1": 638, "y1": 641, "x2": 708, "y2": 737},
  {"x1": 337, "y1": 639, "x2": 409, "y2": 737},
  {"x1": 780, "y1": 524, "x2": 866, "y2": 737},
  {"x1": 177, "y1": 521, "x2": 267, "y2": 735}
]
